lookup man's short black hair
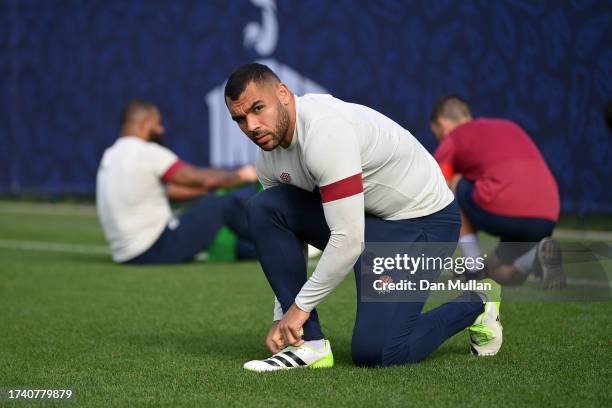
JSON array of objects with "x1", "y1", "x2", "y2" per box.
[
  {"x1": 430, "y1": 95, "x2": 472, "y2": 123},
  {"x1": 120, "y1": 99, "x2": 156, "y2": 127},
  {"x1": 224, "y1": 63, "x2": 281, "y2": 101}
]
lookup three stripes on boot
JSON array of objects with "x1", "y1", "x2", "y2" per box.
[{"x1": 263, "y1": 350, "x2": 308, "y2": 367}]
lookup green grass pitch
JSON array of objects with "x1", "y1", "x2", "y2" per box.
[{"x1": 0, "y1": 202, "x2": 610, "y2": 407}]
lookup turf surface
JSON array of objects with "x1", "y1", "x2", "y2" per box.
[{"x1": 0, "y1": 202, "x2": 611, "y2": 407}]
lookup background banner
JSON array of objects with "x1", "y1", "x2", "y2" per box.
[{"x1": 1, "y1": 0, "x2": 611, "y2": 212}]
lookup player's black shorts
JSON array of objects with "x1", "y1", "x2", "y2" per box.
[{"x1": 456, "y1": 178, "x2": 555, "y2": 264}]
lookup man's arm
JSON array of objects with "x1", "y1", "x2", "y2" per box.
[
  {"x1": 298, "y1": 119, "x2": 365, "y2": 312},
  {"x1": 146, "y1": 143, "x2": 256, "y2": 191},
  {"x1": 294, "y1": 182, "x2": 365, "y2": 311},
  {"x1": 278, "y1": 118, "x2": 365, "y2": 344},
  {"x1": 166, "y1": 162, "x2": 257, "y2": 190},
  {"x1": 165, "y1": 183, "x2": 208, "y2": 200}
]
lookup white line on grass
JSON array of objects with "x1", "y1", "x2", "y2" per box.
[
  {"x1": 0, "y1": 239, "x2": 109, "y2": 254},
  {"x1": 1, "y1": 201, "x2": 611, "y2": 240},
  {"x1": 0, "y1": 201, "x2": 97, "y2": 217},
  {"x1": 554, "y1": 229, "x2": 612, "y2": 241}
]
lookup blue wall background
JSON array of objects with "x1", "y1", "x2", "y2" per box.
[{"x1": 1, "y1": 0, "x2": 611, "y2": 213}]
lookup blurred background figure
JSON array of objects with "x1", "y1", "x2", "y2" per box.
[
  {"x1": 96, "y1": 100, "x2": 258, "y2": 264},
  {"x1": 430, "y1": 96, "x2": 565, "y2": 288}
]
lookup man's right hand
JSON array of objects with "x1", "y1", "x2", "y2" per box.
[{"x1": 265, "y1": 320, "x2": 286, "y2": 354}]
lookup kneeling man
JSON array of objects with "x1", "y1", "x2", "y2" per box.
[{"x1": 225, "y1": 64, "x2": 502, "y2": 371}]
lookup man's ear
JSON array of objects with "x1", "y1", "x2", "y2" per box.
[{"x1": 277, "y1": 83, "x2": 290, "y2": 105}]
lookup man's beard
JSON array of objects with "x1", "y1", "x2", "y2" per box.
[
  {"x1": 259, "y1": 101, "x2": 290, "y2": 151},
  {"x1": 149, "y1": 131, "x2": 164, "y2": 146}
]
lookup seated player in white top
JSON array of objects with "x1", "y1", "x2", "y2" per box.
[{"x1": 96, "y1": 100, "x2": 258, "y2": 264}]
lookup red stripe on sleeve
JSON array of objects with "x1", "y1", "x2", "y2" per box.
[
  {"x1": 161, "y1": 160, "x2": 186, "y2": 182},
  {"x1": 319, "y1": 173, "x2": 363, "y2": 203},
  {"x1": 438, "y1": 162, "x2": 455, "y2": 182}
]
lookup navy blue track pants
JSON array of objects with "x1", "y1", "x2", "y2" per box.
[
  {"x1": 127, "y1": 192, "x2": 256, "y2": 264},
  {"x1": 247, "y1": 185, "x2": 484, "y2": 367}
]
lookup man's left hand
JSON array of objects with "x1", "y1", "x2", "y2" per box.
[{"x1": 278, "y1": 303, "x2": 310, "y2": 346}]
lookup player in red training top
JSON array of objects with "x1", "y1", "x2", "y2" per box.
[{"x1": 431, "y1": 96, "x2": 565, "y2": 288}]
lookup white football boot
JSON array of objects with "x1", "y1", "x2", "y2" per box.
[{"x1": 244, "y1": 340, "x2": 334, "y2": 372}]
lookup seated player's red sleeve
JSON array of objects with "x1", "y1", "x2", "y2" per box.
[{"x1": 161, "y1": 160, "x2": 186, "y2": 183}]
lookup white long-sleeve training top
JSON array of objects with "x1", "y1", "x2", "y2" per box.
[{"x1": 255, "y1": 94, "x2": 454, "y2": 319}]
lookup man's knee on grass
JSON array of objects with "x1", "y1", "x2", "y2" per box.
[{"x1": 351, "y1": 333, "x2": 426, "y2": 367}]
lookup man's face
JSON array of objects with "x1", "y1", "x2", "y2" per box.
[
  {"x1": 145, "y1": 109, "x2": 166, "y2": 144},
  {"x1": 226, "y1": 81, "x2": 290, "y2": 151}
]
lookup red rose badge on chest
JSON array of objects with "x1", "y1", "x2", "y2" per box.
[{"x1": 280, "y1": 172, "x2": 292, "y2": 184}]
